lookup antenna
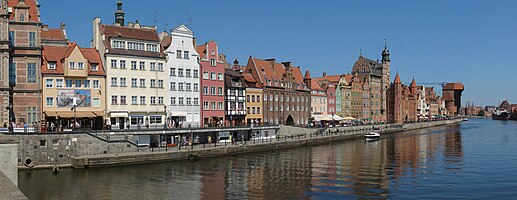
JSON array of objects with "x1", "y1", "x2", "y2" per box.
[
  {"x1": 187, "y1": 11, "x2": 194, "y2": 29},
  {"x1": 153, "y1": 10, "x2": 158, "y2": 26},
  {"x1": 384, "y1": 38, "x2": 387, "y2": 49}
]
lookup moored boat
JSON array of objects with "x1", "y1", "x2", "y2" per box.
[
  {"x1": 365, "y1": 128, "x2": 381, "y2": 141},
  {"x1": 492, "y1": 109, "x2": 511, "y2": 120}
]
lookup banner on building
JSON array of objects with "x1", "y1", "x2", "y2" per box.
[{"x1": 57, "y1": 90, "x2": 91, "y2": 107}]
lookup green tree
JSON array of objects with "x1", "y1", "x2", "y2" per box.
[{"x1": 477, "y1": 110, "x2": 486, "y2": 116}]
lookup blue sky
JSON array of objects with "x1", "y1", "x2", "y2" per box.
[{"x1": 40, "y1": 0, "x2": 517, "y2": 106}]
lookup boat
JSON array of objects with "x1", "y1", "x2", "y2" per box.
[
  {"x1": 364, "y1": 128, "x2": 381, "y2": 141},
  {"x1": 492, "y1": 109, "x2": 511, "y2": 121},
  {"x1": 463, "y1": 118, "x2": 469, "y2": 121}
]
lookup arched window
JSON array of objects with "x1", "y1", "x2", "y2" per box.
[{"x1": 20, "y1": 14, "x2": 25, "y2": 21}]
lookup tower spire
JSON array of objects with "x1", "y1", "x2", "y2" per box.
[{"x1": 115, "y1": 0, "x2": 125, "y2": 26}]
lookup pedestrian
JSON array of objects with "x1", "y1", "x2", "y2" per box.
[
  {"x1": 208, "y1": 136, "x2": 212, "y2": 144},
  {"x1": 3, "y1": 123, "x2": 7, "y2": 128},
  {"x1": 50, "y1": 122, "x2": 55, "y2": 132},
  {"x1": 23, "y1": 122, "x2": 28, "y2": 132}
]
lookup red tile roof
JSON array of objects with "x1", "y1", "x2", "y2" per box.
[
  {"x1": 7, "y1": 0, "x2": 39, "y2": 22},
  {"x1": 42, "y1": 44, "x2": 105, "y2": 76},
  {"x1": 316, "y1": 74, "x2": 342, "y2": 84},
  {"x1": 160, "y1": 35, "x2": 172, "y2": 50},
  {"x1": 196, "y1": 44, "x2": 207, "y2": 59},
  {"x1": 41, "y1": 29, "x2": 66, "y2": 41},
  {"x1": 101, "y1": 25, "x2": 160, "y2": 41},
  {"x1": 443, "y1": 83, "x2": 464, "y2": 90},
  {"x1": 344, "y1": 74, "x2": 353, "y2": 84},
  {"x1": 394, "y1": 73, "x2": 401, "y2": 84},
  {"x1": 248, "y1": 57, "x2": 308, "y2": 90}
]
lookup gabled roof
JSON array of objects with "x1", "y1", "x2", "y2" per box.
[
  {"x1": 101, "y1": 25, "x2": 160, "y2": 42},
  {"x1": 42, "y1": 28, "x2": 66, "y2": 41},
  {"x1": 394, "y1": 73, "x2": 401, "y2": 84},
  {"x1": 42, "y1": 44, "x2": 105, "y2": 76},
  {"x1": 196, "y1": 44, "x2": 207, "y2": 59},
  {"x1": 7, "y1": 0, "x2": 39, "y2": 22},
  {"x1": 316, "y1": 74, "x2": 342, "y2": 85},
  {"x1": 344, "y1": 74, "x2": 353, "y2": 84},
  {"x1": 160, "y1": 34, "x2": 172, "y2": 50},
  {"x1": 443, "y1": 83, "x2": 464, "y2": 90}
]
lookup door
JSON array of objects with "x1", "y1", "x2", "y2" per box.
[{"x1": 119, "y1": 117, "x2": 125, "y2": 129}]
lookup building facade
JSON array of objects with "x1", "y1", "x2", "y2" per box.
[
  {"x1": 161, "y1": 24, "x2": 201, "y2": 128},
  {"x1": 197, "y1": 41, "x2": 225, "y2": 127},
  {"x1": 244, "y1": 57, "x2": 310, "y2": 126},
  {"x1": 315, "y1": 73, "x2": 340, "y2": 116},
  {"x1": 310, "y1": 79, "x2": 327, "y2": 115},
  {"x1": 387, "y1": 74, "x2": 418, "y2": 124},
  {"x1": 243, "y1": 69, "x2": 263, "y2": 125},
  {"x1": 338, "y1": 74, "x2": 353, "y2": 117},
  {"x1": 442, "y1": 83, "x2": 464, "y2": 116},
  {"x1": 41, "y1": 44, "x2": 105, "y2": 130},
  {"x1": 1, "y1": 0, "x2": 42, "y2": 126},
  {"x1": 92, "y1": 1, "x2": 167, "y2": 129},
  {"x1": 224, "y1": 68, "x2": 246, "y2": 126}
]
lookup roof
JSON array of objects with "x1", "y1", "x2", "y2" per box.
[
  {"x1": 394, "y1": 73, "x2": 401, "y2": 84},
  {"x1": 352, "y1": 56, "x2": 384, "y2": 76},
  {"x1": 101, "y1": 25, "x2": 160, "y2": 41},
  {"x1": 311, "y1": 79, "x2": 324, "y2": 91},
  {"x1": 247, "y1": 57, "x2": 308, "y2": 90},
  {"x1": 443, "y1": 83, "x2": 464, "y2": 90},
  {"x1": 344, "y1": 74, "x2": 353, "y2": 84},
  {"x1": 410, "y1": 79, "x2": 417, "y2": 87},
  {"x1": 41, "y1": 28, "x2": 66, "y2": 41},
  {"x1": 7, "y1": 0, "x2": 39, "y2": 22},
  {"x1": 225, "y1": 68, "x2": 245, "y2": 88},
  {"x1": 41, "y1": 44, "x2": 105, "y2": 76},
  {"x1": 304, "y1": 70, "x2": 311, "y2": 79},
  {"x1": 316, "y1": 74, "x2": 342, "y2": 84},
  {"x1": 160, "y1": 35, "x2": 172, "y2": 50},
  {"x1": 196, "y1": 44, "x2": 207, "y2": 59}
]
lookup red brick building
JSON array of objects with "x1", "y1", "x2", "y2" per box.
[
  {"x1": 442, "y1": 83, "x2": 464, "y2": 116},
  {"x1": 197, "y1": 41, "x2": 225, "y2": 127},
  {"x1": 0, "y1": 0, "x2": 42, "y2": 125},
  {"x1": 243, "y1": 57, "x2": 311, "y2": 126},
  {"x1": 387, "y1": 74, "x2": 418, "y2": 124}
]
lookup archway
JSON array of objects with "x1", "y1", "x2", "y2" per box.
[{"x1": 286, "y1": 115, "x2": 294, "y2": 126}]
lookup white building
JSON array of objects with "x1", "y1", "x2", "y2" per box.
[
  {"x1": 160, "y1": 25, "x2": 201, "y2": 127},
  {"x1": 92, "y1": 2, "x2": 167, "y2": 129}
]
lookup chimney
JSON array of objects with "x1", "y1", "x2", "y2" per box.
[
  {"x1": 42, "y1": 24, "x2": 48, "y2": 31},
  {"x1": 134, "y1": 20, "x2": 141, "y2": 28},
  {"x1": 323, "y1": 72, "x2": 327, "y2": 77}
]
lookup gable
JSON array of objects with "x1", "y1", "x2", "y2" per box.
[{"x1": 173, "y1": 24, "x2": 194, "y2": 35}]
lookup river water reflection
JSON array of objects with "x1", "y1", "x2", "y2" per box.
[{"x1": 19, "y1": 119, "x2": 517, "y2": 199}]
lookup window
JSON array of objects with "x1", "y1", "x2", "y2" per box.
[
  {"x1": 131, "y1": 78, "x2": 137, "y2": 87},
  {"x1": 93, "y1": 80, "x2": 99, "y2": 88},
  {"x1": 56, "y1": 79, "x2": 64, "y2": 88},
  {"x1": 186, "y1": 98, "x2": 191, "y2": 105},
  {"x1": 210, "y1": 58, "x2": 216, "y2": 66},
  {"x1": 111, "y1": 96, "x2": 118, "y2": 105},
  {"x1": 139, "y1": 79, "x2": 145, "y2": 87},
  {"x1": 211, "y1": 102, "x2": 216, "y2": 110},
  {"x1": 158, "y1": 63, "x2": 163, "y2": 71},
  {"x1": 131, "y1": 61, "x2": 137, "y2": 70},
  {"x1": 128, "y1": 42, "x2": 145, "y2": 50},
  {"x1": 111, "y1": 77, "x2": 117, "y2": 86},
  {"x1": 211, "y1": 50, "x2": 215, "y2": 55},
  {"x1": 120, "y1": 78, "x2": 126, "y2": 87},
  {"x1": 193, "y1": 83, "x2": 199, "y2": 91},
  {"x1": 111, "y1": 60, "x2": 117, "y2": 68},
  {"x1": 46, "y1": 79, "x2": 53, "y2": 88},
  {"x1": 176, "y1": 50, "x2": 182, "y2": 59},
  {"x1": 8, "y1": 31, "x2": 15, "y2": 46},
  {"x1": 151, "y1": 96, "x2": 156, "y2": 105},
  {"x1": 247, "y1": 95, "x2": 250, "y2": 102},
  {"x1": 247, "y1": 107, "x2": 251, "y2": 114},
  {"x1": 91, "y1": 64, "x2": 99, "y2": 71},
  {"x1": 120, "y1": 96, "x2": 127, "y2": 105},
  {"x1": 69, "y1": 62, "x2": 75, "y2": 69},
  {"x1": 210, "y1": 87, "x2": 216, "y2": 95},
  {"x1": 150, "y1": 62, "x2": 156, "y2": 71},
  {"x1": 203, "y1": 102, "x2": 209, "y2": 110},
  {"x1": 178, "y1": 82, "x2": 184, "y2": 91},
  {"x1": 170, "y1": 68, "x2": 176, "y2": 76},
  {"x1": 130, "y1": 116, "x2": 144, "y2": 125},
  {"x1": 178, "y1": 97, "x2": 184, "y2": 105},
  {"x1": 75, "y1": 80, "x2": 82, "y2": 88},
  {"x1": 193, "y1": 98, "x2": 199, "y2": 105},
  {"x1": 178, "y1": 68, "x2": 184, "y2": 77},
  {"x1": 218, "y1": 102, "x2": 223, "y2": 110},
  {"x1": 48, "y1": 62, "x2": 56, "y2": 70},
  {"x1": 257, "y1": 108, "x2": 261, "y2": 114},
  {"x1": 149, "y1": 116, "x2": 162, "y2": 124},
  {"x1": 210, "y1": 72, "x2": 216, "y2": 80},
  {"x1": 264, "y1": 94, "x2": 267, "y2": 101},
  {"x1": 218, "y1": 87, "x2": 223, "y2": 95},
  {"x1": 139, "y1": 62, "x2": 145, "y2": 70},
  {"x1": 29, "y1": 32, "x2": 36, "y2": 47},
  {"x1": 217, "y1": 73, "x2": 223, "y2": 80},
  {"x1": 170, "y1": 82, "x2": 176, "y2": 90},
  {"x1": 170, "y1": 97, "x2": 176, "y2": 105},
  {"x1": 132, "y1": 96, "x2": 138, "y2": 105},
  {"x1": 78, "y1": 62, "x2": 84, "y2": 69},
  {"x1": 158, "y1": 80, "x2": 164, "y2": 88},
  {"x1": 203, "y1": 72, "x2": 209, "y2": 79},
  {"x1": 184, "y1": 51, "x2": 189, "y2": 59},
  {"x1": 46, "y1": 97, "x2": 54, "y2": 107},
  {"x1": 252, "y1": 95, "x2": 255, "y2": 102},
  {"x1": 93, "y1": 98, "x2": 101, "y2": 107},
  {"x1": 186, "y1": 83, "x2": 191, "y2": 91},
  {"x1": 203, "y1": 86, "x2": 208, "y2": 95},
  {"x1": 113, "y1": 41, "x2": 125, "y2": 49},
  {"x1": 146, "y1": 44, "x2": 158, "y2": 52},
  {"x1": 186, "y1": 69, "x2": 191, "y2": 77},
  {"x1": 150, "y1": 79, "x2": 156, "y2": 88},
  {"x1": 158, "y1": 97, "x2": 164, "y2": 105},
  {"x1": 20, "y1": 14, "x2": 25, "y2": 21},
  {"x1": 257, "y1": 95, "x2": 261, "y2": 102},
  {"x1": 140, "y1": 96, "x2": 146, "y2": 105},
  {"x1": 27, "y1": 63, "x2": 36, "y2": 83},
  {"x1": 193, "y1": 70, "x2": 199, "y2": 78}
]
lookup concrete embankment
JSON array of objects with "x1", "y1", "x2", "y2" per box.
[
  {"x1": 0, "y1": 134, "x2": 28, "y2": 199},
  {"x1": 71, "y1": 119, "x2": 463, "y2": 168}
]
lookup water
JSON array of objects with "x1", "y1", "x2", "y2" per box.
[{"x1": 18, "y1": 118, "x2": 517, "y2": 199}]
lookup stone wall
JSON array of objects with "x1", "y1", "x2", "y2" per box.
[{"x1": 0, "y1": 135, "x2": 19, "y2": 186}]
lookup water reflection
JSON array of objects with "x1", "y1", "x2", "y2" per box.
[{"x1": 19, "y1": 123, "x2": 467, "y2": 200}]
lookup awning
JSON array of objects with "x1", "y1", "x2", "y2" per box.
[
  {"x1": 110, "y1": 112, "x2": 129, "y2": 118},
  {"x1": 45, "y1": 111, "x2": 98, "y2": 118},
  {"x1": 170, "y1": 112, "x2": 187, "y2": 117}
]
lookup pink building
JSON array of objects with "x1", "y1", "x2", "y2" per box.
[{"x1": 197, "y1": 41, "x2": 225, "y2": 127}]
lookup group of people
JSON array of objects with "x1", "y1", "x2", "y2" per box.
[{"x1": 3, "y1": 122, "x2": 39, "y2": 132}]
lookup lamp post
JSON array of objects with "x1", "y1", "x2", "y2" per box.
[
  {"x1": 71, "y1": 104, "x2": 77, "y2": 130},
  {"x1": 164, "y1": 105, "x2": 167, "y2": 129}
]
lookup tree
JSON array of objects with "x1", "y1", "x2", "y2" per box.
[{"x1": 477, "y1": 110, "x2": 486, "y2": 116}]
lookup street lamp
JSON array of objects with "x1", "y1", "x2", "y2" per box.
[
  {"x1": 164, "y1": 105, "x2": 167, "y2": 129},
  {"x1": 71, "y1": 104, "x2": 77, "y2": 130}
]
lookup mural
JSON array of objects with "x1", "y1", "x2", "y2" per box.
[{"x1": 57, "y1": 90, "x2": 91, "y2": 107}]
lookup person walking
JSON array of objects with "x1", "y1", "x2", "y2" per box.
[{"x1": 23, "y1": 122, "x2": 28, "y2": 132}]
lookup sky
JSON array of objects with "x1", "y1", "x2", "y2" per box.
[{"x1": 39, "y1": 0, "x2": 517, "y2": 106}]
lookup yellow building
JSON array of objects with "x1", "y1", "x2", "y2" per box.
[
  {"x1": 245, "y1": 83, "x2": 263, "y2": 125},
  {"x1": 41, "y1": 44, "x2": 106, "y2": 130}
]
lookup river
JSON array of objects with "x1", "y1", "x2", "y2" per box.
[{"x1": 18, "y1": 118, "x2": 517, "y2": 199}]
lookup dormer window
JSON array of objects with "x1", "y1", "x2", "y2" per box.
[
  {"x1": 211, "y1": 50, "x2": 215, "y2": 56},
  {"x1": 146, "y1": 44, "x2": 158, "y2": 52},
  {"x1": 69, "y1": 62, "x2": 75, "y2": 69},
  {"x1": 48, "y1": 62, "x2": 56, "y2": 70},
  {"x1": 113, "y1": 41, "x2": 126, "y2": 49},
  {"x1": 19, "y1": 14, "x2": 24, "y2": 22},
  {"x1": 78, "y1": 62, "x2": 84, "y2": 69},
  {"x1": 91, "y1": 64, "x2": 98, "y2": 71}
]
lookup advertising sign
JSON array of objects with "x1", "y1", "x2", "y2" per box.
[{"x1": 57, "y1": 90, "x2": 91, "y2": 107}]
